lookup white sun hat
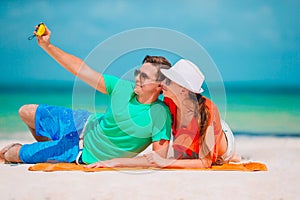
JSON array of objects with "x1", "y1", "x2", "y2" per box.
[{"x1": 160, "y1": 59, "x2": 205, "y2": 93}]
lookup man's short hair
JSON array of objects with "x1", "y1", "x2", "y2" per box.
[{"x1": 142, "y1": 55, "x2": 171, "y2": 81}]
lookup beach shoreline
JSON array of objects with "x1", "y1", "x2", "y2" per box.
[{"x1": 0, "y1": 135, "x2": 299, "y2": 199}]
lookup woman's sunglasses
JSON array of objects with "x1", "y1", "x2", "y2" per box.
[{"x1": 165, "y1": 78, "x2": 171, "y2": 85}]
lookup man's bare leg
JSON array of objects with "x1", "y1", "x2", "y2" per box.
[{"x1": 19, "y1": 104, "x2": 50, "y2": 142}]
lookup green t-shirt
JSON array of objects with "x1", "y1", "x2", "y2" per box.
[{"x1": 82, "y1": 75, "x2": 171, "y2": 164}]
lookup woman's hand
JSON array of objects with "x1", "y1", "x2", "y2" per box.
[
  {"x1": 85, "y1": 159, "x2": 121, "y2": 168},
  {"x1": 144, "y1": 151, "x2": 169, "y2": 168}
]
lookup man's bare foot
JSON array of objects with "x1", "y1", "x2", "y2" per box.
[
  {"x1": 1, "y1": 144, "x2": 16, "y2": 163},
  {"x1": 0, "y1": 143, "x2": 22, "y2": 163},
  {"x1": 0, "y1": 153, "x2": 5, "y2": 164}
]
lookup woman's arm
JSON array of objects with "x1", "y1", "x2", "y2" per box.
[
  {"x1": 36, "y1": 25, "x2": 106, "y2": 94},
  {"x1": 145, "y1": 152, "x2": 212, "y2": 168}
]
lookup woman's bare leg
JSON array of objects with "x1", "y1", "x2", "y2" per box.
[
  {"x1": 18, "y1": 104, "x2": 50, "y2": 141},
  {"x1": 230, "y1": 154, "x2": 241, "y2": 162}
]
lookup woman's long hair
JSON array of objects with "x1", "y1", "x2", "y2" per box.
[{"x1": 189, "y1": 92, "x2": 212, "y2": 159}]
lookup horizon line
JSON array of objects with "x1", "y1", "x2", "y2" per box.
[{"x1": 1, "y1": 81, "x2": 300, "y2": 94}]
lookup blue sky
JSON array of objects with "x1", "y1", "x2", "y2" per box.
[{"x1": 1, "y1": 0, "x2": 299, "y2": 86}]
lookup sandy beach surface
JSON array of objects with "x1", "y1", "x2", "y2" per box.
[{"x1": 0, "y1": 135, "x2": 299, "y2": 200}]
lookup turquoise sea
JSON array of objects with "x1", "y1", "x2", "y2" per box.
[{"x1": 1, "y1": 83, "x2": 300, "y2": 139}]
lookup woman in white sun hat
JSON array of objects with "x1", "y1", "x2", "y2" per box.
[{"x1": 145, "y1": 59, "x2": 241, "y2": 168}]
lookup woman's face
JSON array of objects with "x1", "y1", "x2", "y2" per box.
[{"x1": 161, "y1": 78, "x2": 183, "y2": 100}]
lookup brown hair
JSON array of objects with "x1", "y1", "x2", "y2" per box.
[
  {"x1": 189, "y1": 92, "x2": 212, "y2": 159},
  {"x1": 142, "y1": 55, "x2": 171, "y2": 81}
]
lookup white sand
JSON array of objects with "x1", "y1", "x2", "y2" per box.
[{"x1": 0, "y1": 135, "x2": 299, "y2": 200}]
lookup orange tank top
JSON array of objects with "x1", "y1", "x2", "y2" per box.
[{"x1": 164, "y1": 97, "x2": 223, "y2": 162}]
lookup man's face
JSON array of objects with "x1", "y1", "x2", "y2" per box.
[{"x1": 134, "y1": 63, "x2": 161, "y2": 95}]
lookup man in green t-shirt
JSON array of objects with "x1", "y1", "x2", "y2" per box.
[{"x1": 0, "y1": 24, "x2": 172, "y2": 166}]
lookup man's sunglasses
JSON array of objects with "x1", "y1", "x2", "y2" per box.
[{"x1": 134, "y1": 69, "x2": 150, "y2": 80}]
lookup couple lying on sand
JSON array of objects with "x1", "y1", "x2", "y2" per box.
[{"x1": 0, "y1": 24, "x2": 240, "y2": 168}]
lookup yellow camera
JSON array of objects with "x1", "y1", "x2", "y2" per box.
[{"x1": 28, "y1": 23, "x2": 46, "y2": 40}]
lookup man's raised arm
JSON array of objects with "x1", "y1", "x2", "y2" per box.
[{"x1": 36, "y1": 24, "x2": 106, "y2": 94}]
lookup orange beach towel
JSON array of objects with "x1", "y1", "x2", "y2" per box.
[{"x1": 28, "y1": 162, "x2": 267, "y2": 172}]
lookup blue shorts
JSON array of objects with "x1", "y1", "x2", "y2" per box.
[{"x1": 19, "y1": 105, "x2": 91, "y2": 164}]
